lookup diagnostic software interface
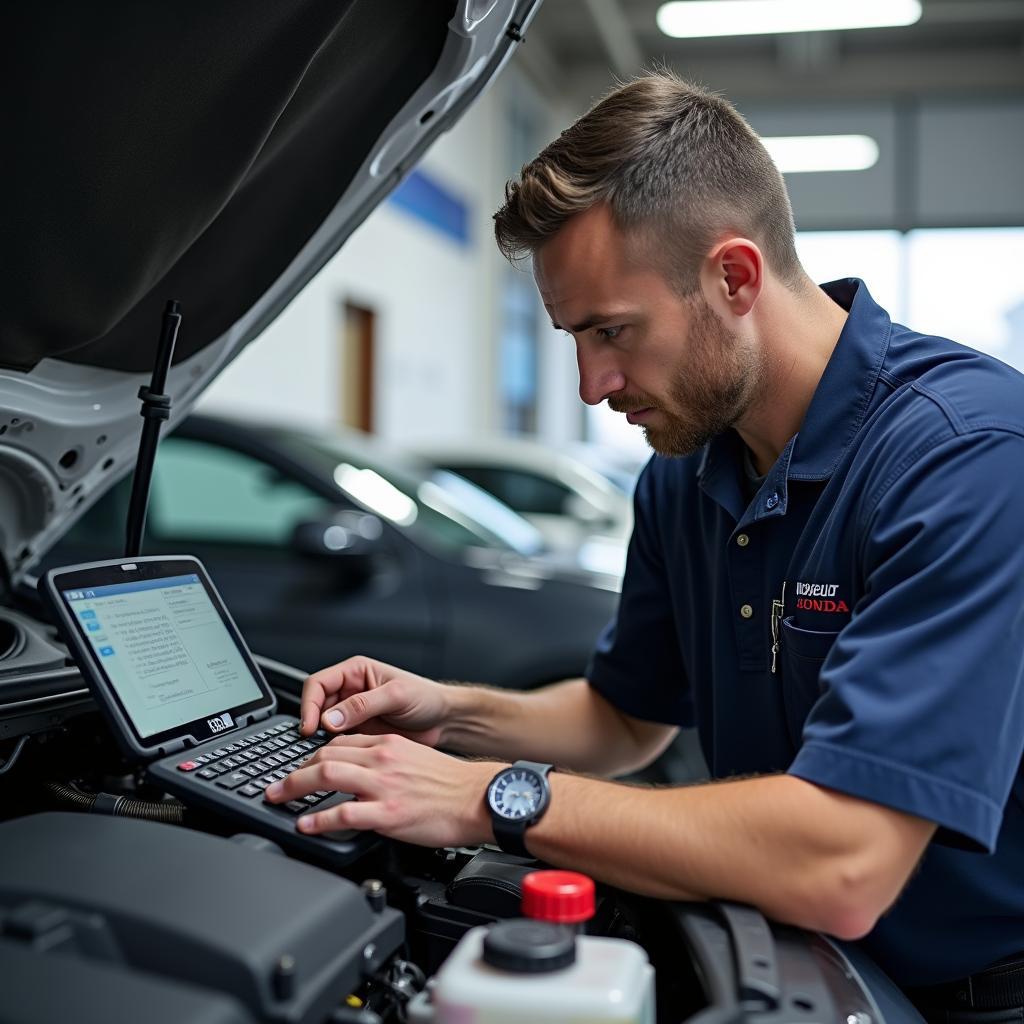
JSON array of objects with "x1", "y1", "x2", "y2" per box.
[{"x1": 63, "y1": 574, "x2": 263, "y2": 739}]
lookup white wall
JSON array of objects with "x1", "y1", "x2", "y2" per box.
[
  {"x1": 199, "y1": 81, "x2": 511, "y2": 445},
  {"x1": 199, "y1": 56, "x2": 588, "y2": 451}
]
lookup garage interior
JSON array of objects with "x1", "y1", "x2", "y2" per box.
[{"x1": 2, "y1": 2, "x2": 1024, "y2": 1022}]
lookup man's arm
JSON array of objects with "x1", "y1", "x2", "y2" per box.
[
  {"x1": 528, "y1": 770, "x2": 936, "y2": 940},
  {"x1": 269, "y1": 725, "x2": 934, "y2": 940},
  {"x1": 440, "y1": 677, "x2": 678, "y2": 776},
  {"x1": 291, "y1": 658, "x2": 931, "y2": 938},
  {"x1": 300, "y1": 657, "x2": 677, "y2": 778}
]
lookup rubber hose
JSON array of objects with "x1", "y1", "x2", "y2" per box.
[{"x1": 44, "y1": 781, "x2": 185, "y2": 824}]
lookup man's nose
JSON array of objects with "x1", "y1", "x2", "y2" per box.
[{"x1": 576, "y1": 344, "x2": 626, "y2": 407}]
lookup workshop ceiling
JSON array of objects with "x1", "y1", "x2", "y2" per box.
[{"x1": 522, "y1": 0, "x2": 1024, "y2": 108}]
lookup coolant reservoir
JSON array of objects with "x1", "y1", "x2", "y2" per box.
[{"x1": 431, "y1": 870, "x2": 655, "y2": 1024}]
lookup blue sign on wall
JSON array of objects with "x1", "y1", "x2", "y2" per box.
[{"x1": 388, "y1": 168, "x2": 470, "y2": 247}]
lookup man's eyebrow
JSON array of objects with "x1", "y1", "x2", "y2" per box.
[{"x1": 551, "y1": 312, "x2": 629, "y2": 333}]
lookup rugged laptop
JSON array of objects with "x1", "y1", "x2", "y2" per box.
[{"x1": 42, "y1": 554, "x2": 376, "y2": 867}]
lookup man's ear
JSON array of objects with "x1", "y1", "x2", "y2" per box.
[{"x1": 702, "y1": 238, "x2": 763, "y2": 317}]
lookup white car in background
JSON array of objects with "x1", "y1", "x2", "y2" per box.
[{"x1": 414, "y1": 437, "x2": 643, "y2": 579}]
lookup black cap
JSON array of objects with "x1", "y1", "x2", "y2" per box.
[{"x1": 482, "y1": 920, "x2": 576, "y2": 973}]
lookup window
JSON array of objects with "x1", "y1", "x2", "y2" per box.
[
  {"x1": 905, "y1": 228, "x2": 1024, "y2": 372},
  {"x1": 146, "y1": 437, "x2": 332, "y2": 546},
  {"x1": 498, "y1": 90, "x2": 545, "y2": 436},
  {"x1": 798, "y1": 227, "x2": 1024, "y2": 372},
  {"x1": 499, "y1": 276, "x2": 540, "y2": 435},
  {"x1": 449, "y1": 466, "x2": 573, "y2": 517},
  {"x1": 282, "y1": 431, "x2": 542, "y2": 556},
  {"x1": 795, "y1": 230, "x2": 905, "y2": 321}
]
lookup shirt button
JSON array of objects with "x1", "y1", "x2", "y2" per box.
[
  {"x1": 740, "y1": 604, "x2": 754, "y2": 619},
  {"x1": 736, "y1": 533, "x2": 750, "y2": 547},
  {"x1": 766, "y1": 492, "x2": 780, "y2": 510}
]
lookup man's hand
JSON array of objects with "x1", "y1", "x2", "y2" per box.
[
  {"x1": 264, "y1": 733, "x2": 501, "y2": 847},
  {"x1": 302, "y1": 660, "x2": 675, "y2": 775},
  {"x1": 300, "y1": 656, "x2": 450, "y2": 747}
]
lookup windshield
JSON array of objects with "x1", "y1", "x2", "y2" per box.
[{"x1": 276, "y1": 431, "x2": 545, "y2": 559}]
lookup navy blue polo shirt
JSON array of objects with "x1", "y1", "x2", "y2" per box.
[{"x1": 587, "y1": 279, "x2": 1024, "y2": 987}]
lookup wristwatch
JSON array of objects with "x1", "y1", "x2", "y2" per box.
[{"x1": 485, "y1": 760, "x2": 554, "y2": 858}]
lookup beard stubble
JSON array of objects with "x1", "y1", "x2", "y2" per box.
[{"x1": 610, "y1": 296, "x2": 765, "y2": 457}]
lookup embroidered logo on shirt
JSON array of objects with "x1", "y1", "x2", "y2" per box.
[{"x1": 795, "y1": 580, "x2": 849, "y2": 614}]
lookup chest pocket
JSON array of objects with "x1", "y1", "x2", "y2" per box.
[{"x1": 780, "y1": 615, "x2": 840, "y2": 744}]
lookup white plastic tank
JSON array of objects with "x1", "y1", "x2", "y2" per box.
[
  {"x1": 428, "y1": 870, "x2": 654, "y2": 1024},
  {"x1": 431, "y1": 922, "x2": 655, "y2": 1024}
]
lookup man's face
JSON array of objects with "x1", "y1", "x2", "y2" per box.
[{"x1": 534, "y1": 204, "x2": 764, "y2": 457}]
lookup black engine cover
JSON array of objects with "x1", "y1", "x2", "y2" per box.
[{"x1": 0, "y1": 812, "x2": 402, "y2": 1023}]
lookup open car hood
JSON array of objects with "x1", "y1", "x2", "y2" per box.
[{"x1": 0, "y1": 0, "x2": 539, "y2": 586}]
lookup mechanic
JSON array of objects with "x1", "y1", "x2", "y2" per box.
[{"x1": 265, "y1": 72, "x2": 1024, "y2": 1016}]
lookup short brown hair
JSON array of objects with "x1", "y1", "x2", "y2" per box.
[{"x1": 494, "y1": 71, "x2": 802, "y2": 293}]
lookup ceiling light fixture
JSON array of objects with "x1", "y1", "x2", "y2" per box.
[
  {"x1": 656, "y1": 0, "x2": 922, "y2": 39},
  {"x1": 762, "y1": 135, "x2": 879, "y2": 174}
]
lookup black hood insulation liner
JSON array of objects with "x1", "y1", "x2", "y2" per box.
[{"x1": 3, "y1": 0, "x2": 456, "y2": 373}]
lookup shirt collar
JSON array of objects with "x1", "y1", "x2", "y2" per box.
[
  {"x1": 698, "y1": 278, "x2": 892, "y2": 507},
  {"x1": 787, "y1": 277, "x2": 892, "y2": 480}
]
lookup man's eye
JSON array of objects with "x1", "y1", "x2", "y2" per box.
[{"x1": 596, "y1": 326, "x2": 623, "y2": 340}]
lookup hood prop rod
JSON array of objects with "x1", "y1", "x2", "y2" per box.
[{"x1": 124, "y1": 300, "x2": 182, "y2": 558}]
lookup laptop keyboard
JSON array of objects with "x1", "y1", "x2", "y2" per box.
[{"x1": 175, "y1": 721, "x2": 335, "y2": 814}]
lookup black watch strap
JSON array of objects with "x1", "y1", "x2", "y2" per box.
[
  {"x1": 491, "y1": 761, "x2": 553, "y2": 858},
  {"x1": 493, "y1": 814, "x2": 533, "y2": 858}
]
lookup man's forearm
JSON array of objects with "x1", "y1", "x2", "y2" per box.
[
  {"x1": 439, "y1": 677, "x2": 675, "y2": 776},
  {"x1": 522, "y1": 771, "x2": 935, "y2": 940}
]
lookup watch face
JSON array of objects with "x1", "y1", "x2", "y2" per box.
[{"x1": 488, "y1": 767, "x2": 546, "y2": 821}]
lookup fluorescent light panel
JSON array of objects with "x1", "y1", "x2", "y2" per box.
[
  {"x1": 657, "y1": 0, "x2": 922, "y2": 38},
  {"x1": 762, "y1": 135, "x2": 879, "y2": 174}
]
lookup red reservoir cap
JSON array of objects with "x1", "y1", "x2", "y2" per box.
[{"x1": 521, "y1": 870, "x2": 595, "y2": 924}]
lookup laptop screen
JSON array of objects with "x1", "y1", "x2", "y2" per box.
[{"x1": 62, "y1": 573, "x2": 264, "y2": 740}]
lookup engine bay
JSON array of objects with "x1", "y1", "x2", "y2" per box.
[{"x1": 0, "y1": 605, "x2": 888, "y2": 1024}]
